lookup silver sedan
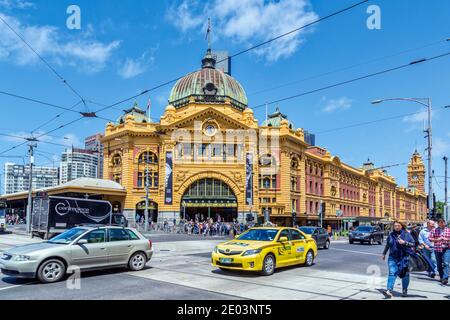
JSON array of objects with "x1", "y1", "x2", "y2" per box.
[{"x1": 0, "y1": 226, "x2": 153, "y2": 283}]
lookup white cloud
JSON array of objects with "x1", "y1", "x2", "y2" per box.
[
  {"x1": 0, "y1": 13, "x2": 121, "y2": 73},
  {"x1": 168, "y1": 0, "x2": 318, "y2": 62},
  {"x1": 433, "y1": 138, "x2": 449, "y2": 157},
  {"x1": 168, "y1": 0, "x2": 203, "y2": 33},
  {"x1": 322, "y1": 97, "x2": 353, "y2": 113},
  {"x1": 118, "y1": 51, "x2": 155, "y2": 79},
  {"x1": 402, "y1": 110, "x2": 429, "y2": 123},
  {"x1": 0, "y1": 0, "x2": 35, "y2": 10}
]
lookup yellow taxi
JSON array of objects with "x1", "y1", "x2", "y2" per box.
[{"x1": 211, "y1": 227, "x2": 317, "y2": 276}]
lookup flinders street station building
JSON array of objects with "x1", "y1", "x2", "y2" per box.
[{"x1": 101, "y1": 49, "x2": 427, "y2": 228}]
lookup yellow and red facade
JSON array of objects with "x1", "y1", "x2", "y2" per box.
[{"x1": 101, "y1": 50, "x2": 427, "y2": 227}]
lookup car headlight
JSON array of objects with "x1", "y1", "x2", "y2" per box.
[
  {"x1": 14, "y1": 255, "x2": 31, "y2": 261},
  {"x1": 242, "y1": 249, "x2": 262, "y2": 256},
  {"x1": 1, "y1": 253, "x2": 9, "y2": 260}
]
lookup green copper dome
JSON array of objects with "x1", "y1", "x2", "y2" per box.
[
  {"x1": 262, "y1": 107, "x2": 295, "y2": 130},
  {"x1": 168, "y1": 49, "x2": 248, "y2": 110},
  {"x1": 117, "y1": 102, "x2": 149, "y2": 124}
]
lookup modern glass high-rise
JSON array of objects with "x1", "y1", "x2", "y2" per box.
[
  {"x1": 3, "y1": 163, "x2": 59, "y2": 195},
  {"x1": 85, "y1": 133, "x2": 104, "y2": 179},
  {"x1": 59, "y1": 148, "x2": 99, "y2": 184}
]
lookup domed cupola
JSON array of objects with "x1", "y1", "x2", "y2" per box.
[
  {"x1": 117, "y1": 102, "x2": 149, "y2": 124},
  {"x1": 262, "y1": 107, "x2": 295, "y2": 130},
  {"x1": 168, "y1": 49, "x2": 248, "y2": 111}
]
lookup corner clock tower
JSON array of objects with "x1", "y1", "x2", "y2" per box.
[{"x1": 407, "y1": 150, "x2": 425, "y2": 192}]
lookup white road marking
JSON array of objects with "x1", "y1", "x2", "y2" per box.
[
  {"x1": 330, "y1": 248, "x2": 380, "y2": 256},
  {"x1": 0, "y1": 284, "x2": 23, "y2": 291}
]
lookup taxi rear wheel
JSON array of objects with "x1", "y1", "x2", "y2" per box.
[
  {"x1": 260, "y1": 254, "x2": 275, "y2": 276},
  {"x1": 304, "y1": 250, "x2": 314, "y2": 267}
]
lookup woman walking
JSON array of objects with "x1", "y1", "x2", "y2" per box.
[{"x1": 382, "y1": 220, "x2": 416, "y2": 298}]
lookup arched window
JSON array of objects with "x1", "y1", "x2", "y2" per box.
[
  {"x1": 291, "y1": 158, "x2": 299, "y2": 169},
  {"x1": 137, "y1": 151, "x2": 159, "y2": 188},
  {"x1": 259, "y1": 154, "x2": 276, "y2": 167},
  {"x1": 263, "y1": 177, "x2": 271, "y2": 189},
  {"x1": 112, "y1": 154, "x2": 122, "y2": 167},
  {"x1": 139, "y1": 151, "x2": 158, "y2": 164}
]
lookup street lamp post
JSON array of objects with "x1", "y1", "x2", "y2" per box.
[
  {"x1": 144, "y1": 152, "x2": 151, "y2": 233},
  {"x1": 372, "y1": 97, "x2": 434, "y2": 219},
  {"x1": 26, "y1": 142, "x2": 37, "y2": 234}
]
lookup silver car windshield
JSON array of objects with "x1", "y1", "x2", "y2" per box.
[{"x1": 47, "y1": 228, "x2": 88, "y2": 244}]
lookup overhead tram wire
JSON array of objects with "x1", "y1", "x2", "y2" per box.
[
  {"x1": 0, "y1": 14, "x2": 87, "y2": 106},
  {"x1": 3, "y1": 51, "x2": 449, "y2": 157},
  {"x1": 31, "y1": 100, "x2": 85, "y2": 134},
  {"x1": 314, "y1": 105, "x2": 450, "y2": 135},
  {"x1": 0, "y1": 132, "x2": 71, "y2": 148},
  {"x1": 92, "y1": 0, "x2": 369, "y2": 114},
  {"x1": 0, "y1": 91, "x2": 115, "y2": 123},
  {"x1": 0, "y1": 131, "x2": 72, "y2": 156},
  {"x1": 250, "y1": 51, "x2": 450, "y2": 110},
  {"x1": 0, "y1": 0, "x2": 367, "y2": 156},
  {"x1": 215, "y1": 51, "x2": 450, "y2": 121},
  {"x1": 248, "y1": 37, "x2": 450, "y2": 97},
  {"x1": 0, "y1": 0, "x2": 369, "y2": 154}
]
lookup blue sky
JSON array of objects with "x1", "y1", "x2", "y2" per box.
[{"x1": 0, "y1": 0, "x2": 449, "y2": 201}]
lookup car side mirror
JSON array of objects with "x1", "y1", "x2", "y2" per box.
[
  {"x1": 77, "y1": 239, "x2": 88, "y2": 245},
  {"x1": 279, "y1": 236, "x2": 288, "y2": 242}
]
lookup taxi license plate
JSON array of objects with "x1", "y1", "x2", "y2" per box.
[{"x1": 220, "y1": 258, "x2": 232, "y2": 264}]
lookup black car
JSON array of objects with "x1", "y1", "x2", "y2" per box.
[
  {"x1": 349, "y1": 226, "x2": 383, "y2": 245},
  {"x1": 298, "y1": 226, "x2": 330, "y2": 249}
]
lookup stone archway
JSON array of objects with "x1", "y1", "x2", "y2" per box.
[
  {"x1": 136, "y1": 201, "x2": 159, "y2": 223},
  {"x1": 177, "y1": 171, "x2": 241, "y2": 204},
  {"x1": 180, "y1": 177, "x2": 238, "y2": 222}
]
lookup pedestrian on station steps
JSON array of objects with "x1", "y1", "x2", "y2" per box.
[{"x1": 382, "y1": 220, "x2": 416, "y2": 298}]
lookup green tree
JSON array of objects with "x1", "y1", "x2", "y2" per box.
[{"x1": 436, "y1": 201, "x2": 445, "y2": 215}]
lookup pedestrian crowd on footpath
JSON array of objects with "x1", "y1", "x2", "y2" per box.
[
  {"x1": 177, "y1": 218, "x2": 255, "y2": 237},
  {"x1": 4, "y1": 214, "x2": 25, "y2": 225},
  {"x1": 381, "y1": 218, "x2": 450, "y2": 298},
  {"x1": 134, "y1": 214, "x2": 259, "y2": 237}
]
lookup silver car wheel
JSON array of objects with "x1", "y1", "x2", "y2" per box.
[
  {"x1": 306, "y1": 251, "x2": 314, "y2": 266},
  {"x1": 129, "y1": 253, "x2": 146, "y2": 271},
  {"x1": 264, "y1": 256, "x2": 274, "y2": 274},
  {"x1": 43, "y1": 262, "x2": 62, "y2": 280}
]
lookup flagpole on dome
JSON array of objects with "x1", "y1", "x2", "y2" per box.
[{"x1": 206, "y1": 17, "x2": 211, "y2": 52}]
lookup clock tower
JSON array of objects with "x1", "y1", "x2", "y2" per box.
[{"x1": 407, "y1": 150, "x2": 425, "y2": 192}]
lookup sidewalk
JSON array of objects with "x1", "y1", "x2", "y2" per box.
[{"x1": 0, "y1": 232, "x2": 40, "y2": 253}]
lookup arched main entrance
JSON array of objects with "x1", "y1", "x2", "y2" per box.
[
  {"x1": 181, "y1": 178, "x2": 237, "y2": 222},
  {"x1": 136, "y1": 201, "x2": 158, "y2": 223}
]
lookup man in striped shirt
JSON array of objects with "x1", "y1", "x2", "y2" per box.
[{"x1": 429, "y1": 218, "x2": 450, "y2": 285}]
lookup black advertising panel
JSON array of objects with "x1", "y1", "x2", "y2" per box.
[
  {"x1": 165, "y1": 151, "x2": 173, "y2": 205},
  {"x1": 246, "y1": 153, "x2": 253, "y2": 206},
  {"x1": 48, "y1": 197, "x2": 112, "y2": 229}
]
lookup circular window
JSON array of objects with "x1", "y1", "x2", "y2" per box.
[{"x1": 204, "y1": 124, "x2": 217, "y2": 137}]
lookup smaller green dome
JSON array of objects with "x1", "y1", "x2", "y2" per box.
[
  {"x1": 262, "y1": 107, "x2": 295, "y2": 130},
  {"x1": 117, "y1": 102, "x2": 150, "y2": 124}
]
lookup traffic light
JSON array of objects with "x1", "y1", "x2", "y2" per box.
[{"x1": 292, "y1": 211, "x2": 297, "y2": 226}]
